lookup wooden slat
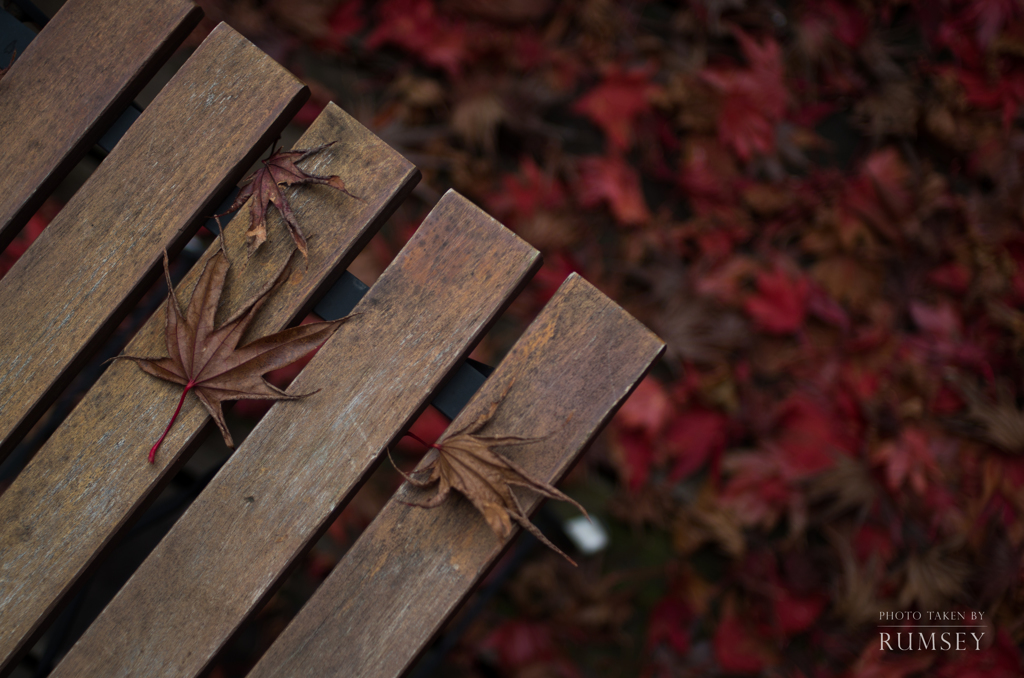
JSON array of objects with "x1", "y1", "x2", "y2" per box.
[
  {"x1": 248, "y1": 274, "x2": 665, "y2": 678},
  {"x1": 0, "y1": 0, "x2": 202, "y2": 245},
  {"x1": 0, "y1": 23, "x2": 307, "y2": 462},
  {"x1": 0, "y1": 103, "x2": 418, "y2": 677},
  {"x1": 50, "y1": 191, "x2": 540, "y2": 678}
]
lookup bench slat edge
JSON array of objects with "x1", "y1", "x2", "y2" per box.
[{"x1": 0, "y1": 0, "x2": 202, "y2": 245}]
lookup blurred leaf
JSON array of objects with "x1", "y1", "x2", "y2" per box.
[{"x1": 949, "y1": 373, "x2": 1024, "y2": 454}]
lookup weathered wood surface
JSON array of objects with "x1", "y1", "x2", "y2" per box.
[
  {"x1": 0, "y1": 23, "x2": 307, "y2": 463},
  {"x1": 0, "y1": 102, "x2": 418, "y2": 677},
  {"x1": 50, "y1": 191, "x2": 540, "y2": 678},
  {"x1": 0, "y1": 0, "x2": 202, "y2": 246},
  {"x1": 248, "y1": 274, "x2": 665, "y2": 678}
]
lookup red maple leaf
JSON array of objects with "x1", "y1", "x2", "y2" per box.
[
  {"x1": 806, "y1": 0, "x2": 869, "y2": 49},
  {"x1": 480, "y1": 621, "x2": 582, "y2": 678},
  {"x1": 947, "y1": 65, "x2": 1024, "y2": 130},
  {"x1": 927, "y1": 261, "x2": 972, "y2": 294},
  {"x1": 700, "y1": 29, "x2": 788, "y2": 160},
  {"x1": 664, "y1": 407, "x2": 729, "y2": 482},
  {"x1": 678, "y1": 138, "x2": 740, "y2": 211},
  {"x1": 713, "y1": 606, "x2": 775, "y2": 674},
  {"x1": 646, "y1": 597, "x2": 692, "y2": 655},
  {"x1": 366, "y1": 0, "x2": 468, "y2": 76},
  {"x1": 612, "y1": 376, "x2": 671, "y2": 490},
  {"x1": 572, "y1": 66, "x2": 662, "y2": 151},
  {"x1": 871, "y1": 426, "x2": 941, "y2": 496},
  {"x1": 853, "y1": 524, "x2": 897, "y2": 564},
  {"x1": 487, "y1": 157, "x2": 567, "y2": 222},
  {"x1": 575, "y1": 154, "x2": 651, "y2": 226},
  {"x1": 773, "y1": 394, "x2": 848, "y2": 478},
  {"x1": 613, "y1": 428, "x2": 655, "y2": 491},
  {"x1": 773, "y1": 588, "x2": 827, "y2": 635},
  {"x1": 743, "y1": 267, "x2": 810, "y2": 335},
  {"x1": 617, "y1": 376, "x2": 672, "y2": 435},
  {"x1": 721, "y1": 452, "x2": 792, "y2": 528},
  {"x1": 314, "y1": 0, "x2": 366, "y2": 52},
  {"x1": 840, "y1": 148, "x2": 917, "y2": 243}
]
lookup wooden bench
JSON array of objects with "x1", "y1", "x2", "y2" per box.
[{"x1": 0, "y1": 1, "x2": 664, "y2": 676}]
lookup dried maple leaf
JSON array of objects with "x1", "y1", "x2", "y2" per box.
[
  {"x1": 116, "y1": 247, "x2": 350, "y2": 462},
  {"x1": 394, "y1": 381, "x2": 588, "y2": 564},
  {"x1": 216, "y1": 142, "x2": 355, "y2": 257}
]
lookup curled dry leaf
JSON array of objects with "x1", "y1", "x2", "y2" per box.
[
  {"x1": 393, "y1": 381, "x2": 588, "y2": 565},
  {"x1": 215, "y1": 141, "x2": 356, "y2": 257},
  {"x1": 115, "y1": 247, "x2": 351, "y2": 462}
]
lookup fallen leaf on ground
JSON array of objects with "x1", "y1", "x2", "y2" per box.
[
  {"x1": 948, "y1": 372, "x2": 1024, "y2": 453},
  {"x1": 575, "y1": 154, "x2": 651, "y2": 226},
  {"x1": 115, "y1": 247, "x2": 350, "y2": 462},
  {"x1": 898, "y1": 546, "x2": 969, "y2": 610},
  {"x1": 743, "y1": 267, "x2": 810, "y2": 335},
  {"x1": 572, "y1": 66, "x2": 661, "y2": 151},
  {"x1": 216, "y1": 142, "x2": 356, "y2": 256},
  {"x1": 394, "y1": 380, "x2": 588, "y2": 564}
]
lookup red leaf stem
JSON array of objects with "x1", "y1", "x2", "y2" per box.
[{"x1": 149, "y1": 380, "x2": 196, "y2": 464}]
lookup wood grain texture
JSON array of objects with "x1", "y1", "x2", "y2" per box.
[
  {"x1": 249, "y1": 274, "x2": 665, "y2": 678},
  {"x1": 0, "y1": 102, "x2": 418, "y2": 677},
  {"x1": 50, "y1": 190, "x2": 540, "y2": 678},
  {"x1": 0, "y1": 23, "x2": 308, "y2": 463},
  {"x1": 0, "y1": 0, "x2": 202, "y2": 245}
]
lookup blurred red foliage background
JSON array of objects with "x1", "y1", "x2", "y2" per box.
[{"x1": 9, "y1": 0, "x2": 1024, "y2": 676}]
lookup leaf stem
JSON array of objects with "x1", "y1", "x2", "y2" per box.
[
  {"x1": 403, "y1": 431, "x2": 442, "y2": 450},
  {"x1": 149, "y1": 381, "x2": 196, "y2": 464}
]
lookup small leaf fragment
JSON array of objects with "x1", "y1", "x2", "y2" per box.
[{"x1": 215, "y1": 141, "x2": 357, "y2": 257}]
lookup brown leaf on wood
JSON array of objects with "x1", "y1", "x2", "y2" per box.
[
  {"x1": 394, "y1": 381, "x2": 588, "y2": 565},
  {"x1": 216, "y1": 142, "x2": 356, "y2": 257},
  {"x1": 115, "y1": 247, "x2": 350, "y2": 462}
]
